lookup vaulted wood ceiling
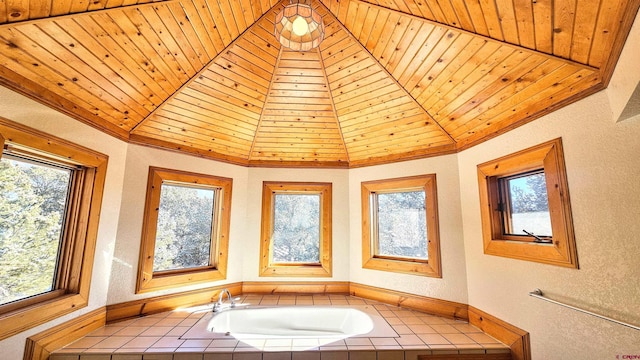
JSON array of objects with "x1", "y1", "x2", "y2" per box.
[{"x1": 0, "y1": 0, "x2": 637, "y2": 167}]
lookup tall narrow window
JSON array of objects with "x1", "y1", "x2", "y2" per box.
[
  {"x1": 0, "y1": 118, "x2": 108, "y2": 340},
  {"x1": 272, "y1": 193, "x2": 321, "y2": 264},
  {"x1": 0, "y1": 154, "x2": 73, "y2": 306},
  {"x1": 259, "y1": 182, "x2": 332, "y2": 277},
  {"x1": 477, "y1": 138, "x2": 578, "y2": 268},
  {"x1": 361, "y1": 174, "x2": 441, "y2": 277},
  {"x1": 136, "y1": 168, "x2": 232, "y2": 293},
  {"x1": 153, "y1": 183, "x2": 216, "y2": 272}
]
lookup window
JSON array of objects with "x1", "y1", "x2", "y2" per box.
[
  {"x1": 259, "y1": 182, "x2": 332, "y2": 277},
  {"x1": 136, "y1": 167, "x2": 232, "y2": 293},
  {"x1": 0, "y1": 154, "x2": 73, "y2": 305},
  {"x1": 0, "y1": 118, "x2": 108, "y2": 340},
  {"x1": 361, "y1": 174, "x2": 441, "y2": 277},
  {"x1": 498, "y1": 170, "x2": 552, "y2": 240},
  {"x1": 477, "y1": 138, "x2": 578, "y2": 268}
]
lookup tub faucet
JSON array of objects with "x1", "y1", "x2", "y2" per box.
[{"x1": 213, "y1": 289, "x2": 235, "y2": 312}]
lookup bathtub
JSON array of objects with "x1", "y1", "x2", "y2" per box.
[{"x1": 207, "y1": 306, "x2": 374, "y2": 338}]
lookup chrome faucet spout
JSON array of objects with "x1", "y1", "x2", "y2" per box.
[
  {"x1": 212, "y1": 288, "x2": 235, "y2": 312},
  {"x1": 218, "y1": 289, "x2": 235, "y2": 306}
]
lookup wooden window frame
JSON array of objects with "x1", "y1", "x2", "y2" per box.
[
  {"x1": 259, "y1": 182, "x2": 332, "y2": 277},
  {"x1": 0, "y1": 118, "x2": 108, "y2": 340},
  {"x1": 361, "y1": 174, "x2": 442, "y2": 278},
  {"x1": 136, "y1": 167, "x2": 233, "y2": 293},
  {"x1": 477, "y1": 138, "x2": 579, "y2": 268}
]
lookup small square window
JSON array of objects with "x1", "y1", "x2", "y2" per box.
[
  {"x1": 498, "y1": 170, "x2": 552, "y2": 241},
  {"x1": 259, "y1": 182, "x2": 332, "y2": 277},
  {"x1": 361, "y1": 174, "x2": 441, "y2": 277},
  {"x1": 477, "y1": 138, "x2": 578, "y2": 268},
  {"x1": 136, "y1": 167, "x2": 232, "y2": 293}
]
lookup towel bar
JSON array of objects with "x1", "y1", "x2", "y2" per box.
[{"x1": 529, "y1": 289, "x2": 639, "y2": 331}]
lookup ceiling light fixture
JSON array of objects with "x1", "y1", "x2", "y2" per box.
[{"x1": 274, "y1": 0, "x2": 324, "y2": 51}]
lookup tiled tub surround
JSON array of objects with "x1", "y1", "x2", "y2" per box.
[{"x1": 50, "y1": 295, "x2": 510, "y2": 360}]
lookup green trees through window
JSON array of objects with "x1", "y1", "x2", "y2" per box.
[
  {"x1": 136, "y1": 167, "x2": 232, "y2": 293},
  {"x1": 259, "y1": 182, "x2": 332, "y2": 277},
  {"x1": 502, "y1": 171, "x2": 552, "y2": 237},
  {"x1": 153, "y1": 184, "x2": 215, "y2": 272},
  {"x1": 0, "y1": 119, "x2": 108, "y2": 340},
  {"x1": 361, "y1": 174, "x2": 441, "y2": 277},
  {"x1": 376, "y1": 190, "x2": 427, "y2": 259},
  {"x1": 272, "y1": 194, "x2": 320, "y2": 263},
  {"x1": 477, "y1": 138, "x2": 578, "y2": 267},
  {"x1": 0, "y1": 155, "x2": 72, "y2": 306}
]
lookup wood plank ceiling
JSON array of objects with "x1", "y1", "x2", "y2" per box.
[{"x1": 0, "y1": 0, "x2": 637, "y2": 167}]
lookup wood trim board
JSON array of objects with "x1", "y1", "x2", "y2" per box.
[
  {"x1": 468, "y1": 306, "x2": 531, "y2": 360},
  {"x1": 23, "y1": 308, "x2": 106, "y2": 360},
  {"x1": 106, "y1": 282, "x2": 243, "y2": 323}
]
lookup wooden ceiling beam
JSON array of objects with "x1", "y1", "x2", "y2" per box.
[
  {"x1": 317, "y1": 46, "x2": 351, "y2": 164},
  {"x1": 130, "y1": 1, "x2": 282, "y2": 141},
  {"x1": 317, "y1": 1, "x2": 456, "y2": 145},
  {"x1": 597, "y1": 0, "x2": 640, "y2": 86},
  {"x1": 0, "y1": 1, "x2": 180, "y2": 30},
  {"x1": 248, "y1": 46, "x2": 284, "y2": 161},
  {"x1": 353, "y1": 0, "x2": 601, "y2": 73}
]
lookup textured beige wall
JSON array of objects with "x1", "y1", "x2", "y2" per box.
[
  {"x1": 608, "y1": 12, "x2": 640, "y2": 122},
  {"x1": 107, "y1": 144, "x2": 250, "y2": 305},
  {"x1": 0, "y1": 86, "x2": 129, "y2": 360},
  {"x1": 459, "y1": 93, "x2": 640, "y2": 360},
  {"x1": 242, "y1": 167, "x2": 351, "y2": 281},
  {"x1": 458, "y1": 72, "x2": 640, "y2": 359},
  {"x1": 347, "y1": 154, "x2": 469, "y2": 304}
]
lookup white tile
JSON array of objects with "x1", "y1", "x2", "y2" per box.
[
  {"x1": 173, "y1": 353, "x2": 204, "y2": 360},
  {"x1": 262, "y1": 351, "x2": 292, "y2": 360},
  {"x1": 80, "y1": 355, "x2": 112, "y2": 360},
  {"x1": 377, "y1": 350, "x2": 404, "y2": 360},
  {"x1": 112, "y1": 355, "x2": 143, "y2": 360},
  {"x1": 292, "y1": 351, "x2": 320, "y2": 360},
  {"x1": 205, "y1": 347, "x2": 236, "y2": 353},
  {"x1": 65, "y1": 336, "x2": 107, "y2": 349},
  {"x1": 320, "y1": 350, "x2": 348, "y2": 360},
  {"x1": 145, "y1": 348, "x2": 177, "y2": 353},
  {"x1": 181, "y1": 339, "x2": 214, "y2": 348},
  {"x1": 264, "y1": 339, "x2": 292, "y2": 348},
  {"x1": 142, "y1": 354, "x2": 173, "y2": 360},
  {"x1": 49, "y1": 355, "x2": 80, "y2": 360},
  {"x1": 233, "y1": 352, "x2": 263, "y2": 360},
  {"x1": 404, "y1": 349, "x2": 432, "y2": 360},
  {"x1": 347, "y1": 350, "x2": 376, "y2": 360},
  {"x1": 204, "y1": 353, "x2": 233, "y2": 360},
  {"x1": 429, "y1": 348, "x2": 458, "y2": 355},
  {"x1": 456, "y1": 347, "x2": 485, "y2": 355}
]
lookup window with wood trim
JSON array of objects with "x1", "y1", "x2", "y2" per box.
[
  {"x1": 361, "y1": 175, "x2": 441, "y2": 278},
  {"x1": 477, "y1": 138, "x2": 578, "y2": 268},
  {"x1": 0, "y1": 118, "x2": 108, "y2": 341},
  {"x1": 259, "y1": 182, "x2": 332, "y2": 277},
  {"x1": 136, "y1": 167, "x2": 232, "y2": 293}
]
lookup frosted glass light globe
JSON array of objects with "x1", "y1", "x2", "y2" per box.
[
  {"x1": 274, "y1": 2, "x2": 325, "y2": 51},
  {"x1": 292, "y1": 16, "x2": 309, "y2": 36}
]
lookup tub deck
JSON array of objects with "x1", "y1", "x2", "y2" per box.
[{"x1": 50, "y1": 295, "x2": 511, "y2": 360}]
